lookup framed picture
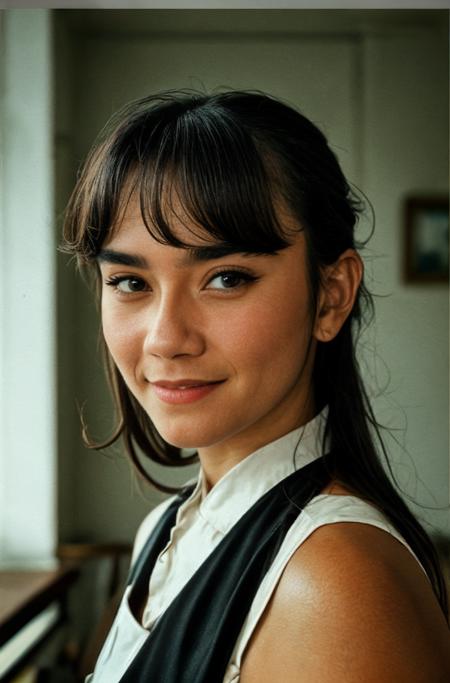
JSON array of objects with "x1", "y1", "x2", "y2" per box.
[{"x1": 404, "y1": 196, "x2": 449, "y2": 283}]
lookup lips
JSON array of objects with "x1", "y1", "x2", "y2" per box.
[
  {"x1": 150, "y1": 379, "x2": 225, "y2": 405},
  {"x1": 152, "y1": 379, "x2": 221, "y2": 389}
]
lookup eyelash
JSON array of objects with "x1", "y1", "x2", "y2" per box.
[
  {"x1": 104, "y1": 275, "x2": 148, "y2": 295},
  {"x1": 206, "y1": 269, "x2": 259, "y2": 291},
  {"x1": 103, "y1": 269, "x2": 259, "y2": 296}
]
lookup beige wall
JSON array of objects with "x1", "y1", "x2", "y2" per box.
[
  {"x1": 362, "y1": 28, "x2": 448, "y2": 532},
  {"x1": 55, "y1": 10, "x2": 449, "y2": 545}
]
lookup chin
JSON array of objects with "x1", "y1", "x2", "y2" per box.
[
  {"x1": 158, "y1": 432, "x2": 215, "y2": 450},
  {"x1": 153, "y1": 421, "x2": 227, "y2": 451}
]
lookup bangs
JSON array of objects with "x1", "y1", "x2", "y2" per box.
[
  {"x1": 66, "y1": 96, "x2": 296, "y2": 262},
  {"x1": 135, "y1": 108, "x2": 292, "y2": 252}
]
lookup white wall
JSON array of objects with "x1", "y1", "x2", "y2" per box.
[
  {"x1": 0, "y1": 9, "x2": 57, "y2": 568},
  {"x1": 55, "y1": 10, "x2": 449, "y2": 544}
]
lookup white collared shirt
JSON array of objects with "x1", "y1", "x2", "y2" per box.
[
  {"x1": 138, "y1": 408, "x2": 330, "y2": 631},
  {"x1": 89, "y1": 408, "x2": 426, "y2": 682}
]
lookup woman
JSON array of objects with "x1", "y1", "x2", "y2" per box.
[{"x1": 63, "y1": 89, "x2": 450, "y2": 682}]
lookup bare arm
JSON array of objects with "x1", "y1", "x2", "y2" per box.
[{"x1": 240, "y1": 522, "x2": 450, "y2": 683}]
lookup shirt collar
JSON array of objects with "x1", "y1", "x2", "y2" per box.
[{"x1": 183, "y1": 406, "x2": 329, "y2": 535}]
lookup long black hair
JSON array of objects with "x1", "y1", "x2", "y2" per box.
[{"x1": 62, "y1": 88, "x2": 448, "y2": 621}]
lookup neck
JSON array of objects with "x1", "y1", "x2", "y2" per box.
[{"x1": 198, "y1": 398, "x2": 316, "y2": 492}]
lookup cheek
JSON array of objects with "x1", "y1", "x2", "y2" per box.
[
  {"x1": 101, "y1": 302, "x2": 141, "y2": 372},
  {"x1": 214, "y1": 295, "x2": 312, "y2": 374}
]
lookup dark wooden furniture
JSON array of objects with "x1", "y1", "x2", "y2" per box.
[
  {"x1": 56, "y1": 543, "x2": 132, "y2": 679},
  {"x1": 0, "y1": 565, "x2": 79, "y2": 681}
]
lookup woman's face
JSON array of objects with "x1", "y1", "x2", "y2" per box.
[{"x1": 98, "y1": 197, "x2": 318, "y2": 462}]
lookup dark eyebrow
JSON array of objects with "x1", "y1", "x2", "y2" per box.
[
  {"x1": 183, "y1": 244, "x2": 265, "y2": 262},
  {"x1": 96, "y1": 249, "x2": 148, "y2": 268},
  {"x1": 97, "y1": 244, "x2": 270, "y2": 268}
]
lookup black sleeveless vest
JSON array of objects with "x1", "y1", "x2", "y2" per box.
[{"x1": 119, "y1": 454, "x2": 331, "y2": 683}]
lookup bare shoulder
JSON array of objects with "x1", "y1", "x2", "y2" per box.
[{"x1": 240, "y1": 521, "x2": 450, "y2": 683}]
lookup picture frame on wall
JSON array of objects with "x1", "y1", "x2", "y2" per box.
[{"x1": 404, "y1": 196, "x2": 449, "y2": 283}]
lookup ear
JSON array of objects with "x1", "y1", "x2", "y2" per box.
[{"x1": 313, "y1": 249, "x2": 363, "y2": 343}]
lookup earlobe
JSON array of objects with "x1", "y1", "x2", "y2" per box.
[{"x1": 313, "y1": 249, "x2": 363, "y2": 343}]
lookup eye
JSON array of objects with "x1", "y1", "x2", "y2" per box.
[
  {"x1": 104, "y1": 275, "x2": 148, "y2": 294},
  {"x1": 206, "y1": 269, "x2": 258, "y2": 291}
]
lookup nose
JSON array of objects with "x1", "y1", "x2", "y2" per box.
[{"x1": 142, "y1": 293, "x2": 205, "y2": 359}]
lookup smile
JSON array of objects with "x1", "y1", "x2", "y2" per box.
[{"x1": 150, "y1": 380, "x2": 225, "y2": 405}]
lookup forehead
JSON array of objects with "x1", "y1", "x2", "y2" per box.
[
  {"x1": 111, "y1": 192, "x2": 216, "y2": 248},
  {"x1": 102, "y1": 197, "x2": 256, "y2": 269},
  {"x1": 106, "y1": 182, "x2": 301, "y2": 252},
  {"x1": 100, "y1": 204, "x2": 307, "y2": 277}
]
